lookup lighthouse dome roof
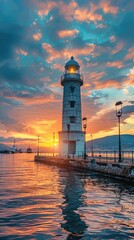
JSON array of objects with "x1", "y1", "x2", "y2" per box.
[{"x1": 65, "y1": 56, "x2": 80, "y2": 69}]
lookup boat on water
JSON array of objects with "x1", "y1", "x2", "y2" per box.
[
  {"x1": 27, "y1": 146, "x2": 32, "y2": 153},
  {"x1": 11, "y1": 138, "x2": 18, "y2": 153}
]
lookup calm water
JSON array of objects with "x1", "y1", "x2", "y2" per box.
[{"x1": 0, "y1": 154, "x2": 134, "y2": 240}]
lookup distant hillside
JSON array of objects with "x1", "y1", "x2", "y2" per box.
[
  {"x1": 0, "y1": 143, "x2": 10, "y2": 151},
  {"x1": 87, "y1": 134, "x2": 134, "y2": 150}
]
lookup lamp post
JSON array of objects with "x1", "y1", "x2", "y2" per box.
[
  {"x1": 115, "y1": 101, "x2": 123, "y2": 163},
  {"x1": 91, "y1": 134, "x2": 94, "y2": 157},
  {"x1": 67, "y1": 124, "x2": 70, "y2": 158},
  {"x1": 53, "y1": 132, "x2": 55, "y2": 157},
  {"x1": 37, "y1": 135, "x2": 40, "y2": 156},
  {"x1": 82, "y1": 117, "x2": 87, "y2": 159}
]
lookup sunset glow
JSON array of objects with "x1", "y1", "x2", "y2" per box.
[{"x1": 0, "y1": 0, "x2": 134, "y2": 151}]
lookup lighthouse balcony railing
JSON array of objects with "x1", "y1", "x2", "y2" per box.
[{"x1": 61, "y1": 73, "x2": 83, "y2": 85}]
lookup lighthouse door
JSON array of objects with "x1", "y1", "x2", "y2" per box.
[{"x1": 69, "y1": 141, "x2": 76, "y2": 155}]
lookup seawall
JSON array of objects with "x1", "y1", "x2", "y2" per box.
[{"x1": 34, "y1": 156, "x2": 134, "y2": 183}]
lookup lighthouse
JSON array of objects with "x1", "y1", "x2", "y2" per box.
[{"x1": 59, "y1": 56, "x2": 85, "y2": 157}]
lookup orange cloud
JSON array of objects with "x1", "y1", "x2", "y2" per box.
[
  {"x1": 112, "y1": 42, "x2": 124, "y2": 55},
  {"x1": 6, "y1": 94, "x2": 61, "y2": 106},
  {"x1": 106, "y1": 61, "x2": 124, "y2": 69},
  {"x1": 86, "y1": 107, "x2": 134, "y2": 139},
  {"x1": 32, "y1": 119, "x2": 57, "y2": 136},
  {"x1": 99, "y1": 0, "x2": 118, "y2": 14},
  {"x1": 35, "y1": 0, "x2": 118, "y2": 24},
  {"x1": 74, "y1": 0, "x2": 118, "y2": 23},
  {"x1": 33, "y1": 33, "x2": 42, "y2": 41},
  {"x1": 74, "y1": 7, "x2": 102, "y2": 23},
  {"x1": 52, "y1": 63, "x2": 63, "y2": 71},
  {"x1": 85, "y1": 70, "x2": 124, "y2": 90},
  {"x1": 16, "y1": 49, "x2": 28, "y2": 56},
  {"x1": 93, "y1": 44, "x2": 112, "y2": 58},
  {"x1": 126, "y1": 67, "x2": 134, "y2": 85},
  {"x1": 36, "y1": 1, "x2": 57, "y2": 17},
  {"x1": 93, "y1": 79, "x2": 121, "y2": 90},
  {"x1": 42, "y1": 42, "x2": 95, "y2": 63},
  {"x1": 57, "y1": 1, "x2": 78, "y2": 21},
  {"x1": 87, "y1": 111, "x2": 115, "y2": 134},
  {"x1": 124, "y1": 47, "x2": 134, "y2": 60},
  {"x1": 109, "y1": 35, "x2": 116, "y2": 42},
  {"x1": 36, "y1": 0, "x2": 77, "y2": 21},
  {"x1": 5, "y1": 100, "x2": 62, "y2": 148},
  {"x1": 36, "y1": 0, "x2": 118, "y2": 24},
  {"x1": 58, "y1": 29, "x2": 79, "y2": 38},
  {"x1": 86, "y1": 71, "x2": 105, "y2": 82}
]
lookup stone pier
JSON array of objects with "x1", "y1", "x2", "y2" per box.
[{"x1": 34, "y1": 155, "x2": 134, "y2": 183}]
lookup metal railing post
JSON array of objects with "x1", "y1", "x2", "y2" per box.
[{"x1": 114, "y1": 151, "x2": 116, "y2": 162}]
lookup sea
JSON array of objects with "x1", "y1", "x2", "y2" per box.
[{"x1": 0, "y1": 153, "x2": 134, "y2": 239}]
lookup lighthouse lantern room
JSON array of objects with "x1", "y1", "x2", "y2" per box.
[{"x1": 58, "y1": 56, "x2": 85, "y2": 157}]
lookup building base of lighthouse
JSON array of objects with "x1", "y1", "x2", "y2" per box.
[{"x1": 58, "y1": 131, "x2": 85, "y2": 157}]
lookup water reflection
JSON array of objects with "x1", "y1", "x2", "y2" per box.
[
  {"x1": 82, "y1": 173, "x2": 134, "y2": 239},
  {"x1": 60, "y1": 171, "x2": 87, "y2": 239},
  {"x1": 59, "y1": 170, "x2": 134, "y2": 239},
  {"x1": 0, "y1": 154, "x2": 134, "y2": 239}
]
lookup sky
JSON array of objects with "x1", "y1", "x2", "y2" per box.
[{"x1": 0, "y1": 0, "x2": 134, "y2": 150}]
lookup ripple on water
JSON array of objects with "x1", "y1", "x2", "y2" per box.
[{"x1": 0, "y1": 154, "x2": 134, "y2": 239}]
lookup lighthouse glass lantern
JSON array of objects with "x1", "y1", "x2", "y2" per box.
[{"x1": 58, "y1": 56, "x2": 85, "y2": 157}]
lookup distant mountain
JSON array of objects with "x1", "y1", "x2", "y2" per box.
[
  {"x1": 0, "y1": 143, "x2": 10, "y2": 151},
  {"x1": 87, "y1": 134, "x2": 134, "y2": 150}
]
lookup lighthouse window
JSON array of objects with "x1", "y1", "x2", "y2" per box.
[
  {"x1": 69, "y1": 116, "x2": 76, "y2": 123},
  {"x1": 70, "y1": 86, "x2": 75, "y2": 93},
  {"x1": 70, "y1": 101, "x2": 75, "y2": 108}
]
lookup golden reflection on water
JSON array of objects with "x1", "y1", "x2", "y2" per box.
[
  {"x1": 0, "y1": 153, "x2": 134, "y2": 239},
  {"x1": 83, "y1": 177, "x2": 134, "y2": 237}
]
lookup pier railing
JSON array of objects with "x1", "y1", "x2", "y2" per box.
[
  {"x1": 36, "y1": 151, "x2": 134, "y2": 165},
  {"x1": 87, "y1": 150, "x2": 134, "y2": 164}
]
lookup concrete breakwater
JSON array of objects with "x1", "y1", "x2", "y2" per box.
[{"x1": 34, "y1": 155, "x2": 134, "y2": 183}]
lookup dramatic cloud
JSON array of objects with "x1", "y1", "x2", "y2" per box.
[
  {"x1": 0, "y1": 0, "x2": 134, "y2": 148},
  {"x1": 58, "y1": 29, "x2": 79, "y2": 38}
]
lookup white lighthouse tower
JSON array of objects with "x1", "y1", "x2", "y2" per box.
[{"x1": 59, "y1": 56, "x2": 85, "y2": 157}]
